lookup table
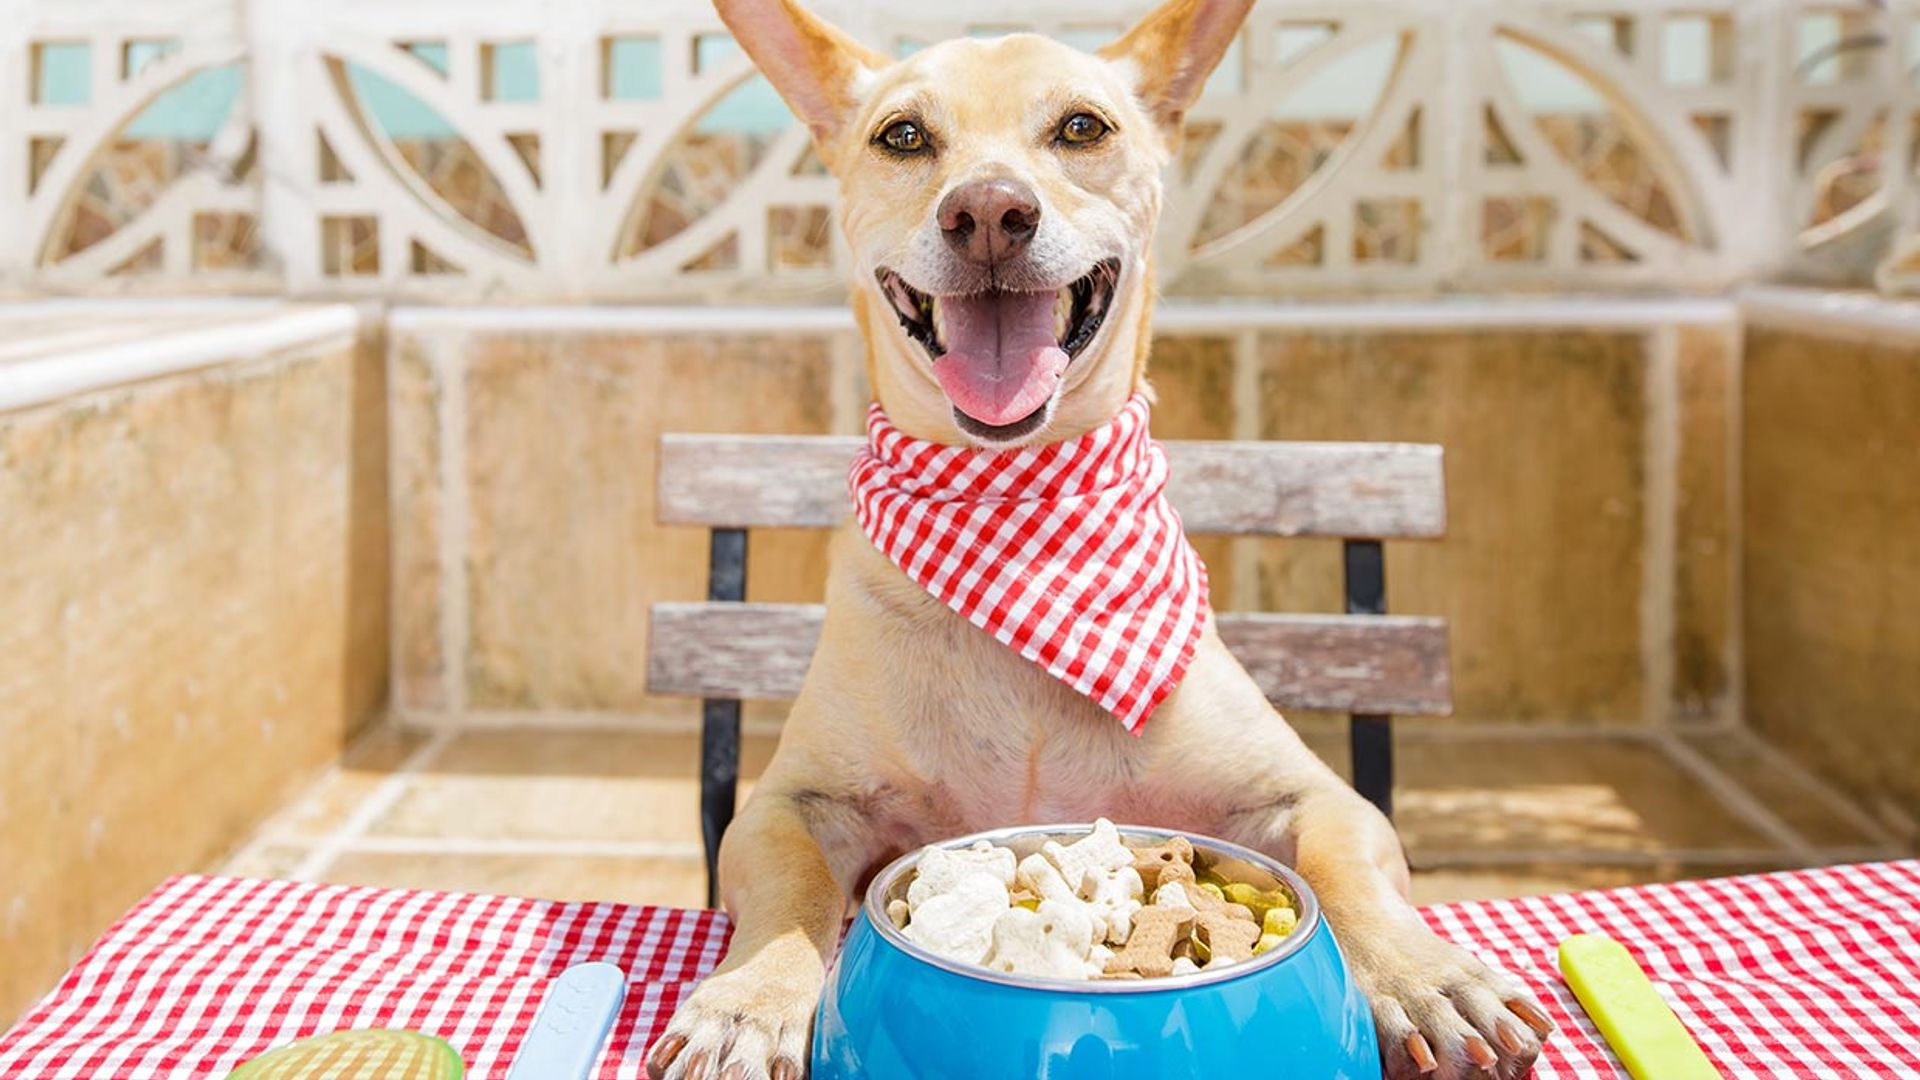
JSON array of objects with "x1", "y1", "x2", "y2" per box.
[{"x1": 2, "y1": 862, "x2": 1916, "y2": 1077}]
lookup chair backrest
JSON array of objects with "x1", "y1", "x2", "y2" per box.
[{"x1": 648, "y1": 433, "x2": 1451, "y2": 905}]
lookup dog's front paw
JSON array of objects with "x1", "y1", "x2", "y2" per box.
[
  {"x1": 645, "y1": 963, "x2": 817, "y2": 1080},
  {"x1": 1352, "y1": 923, "x2": 1555, "y2": 1080}
]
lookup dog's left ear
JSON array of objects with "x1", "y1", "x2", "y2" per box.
[
  {"x1": 1099, "y1": 0, "x2": 1253, "y2": 142},
  {"x1": 714, "y1": 0, "x2": 890, "y2": 158}
]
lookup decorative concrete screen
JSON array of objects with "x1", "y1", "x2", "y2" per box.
[{"x1": 4, "y1": 0, "x2": 1920, "y2": 299}]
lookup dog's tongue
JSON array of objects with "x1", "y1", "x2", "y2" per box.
[{"x1": 933, "y1": 290, "x2": 1068, "y2": 426}]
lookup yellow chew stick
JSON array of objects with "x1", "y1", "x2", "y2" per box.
[{"x1": 1559, "y1": 934, "x2": 1723, "y2": 1080}]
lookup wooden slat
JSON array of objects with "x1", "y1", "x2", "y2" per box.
[
  {"x1": 657, "y1": 436, "x2": 858, "y2": 535},
  {"x1": 1166, "y1": 441, "x2": 1445, "y2": 538},
  {"x1": 649, "y1": 602, "x2": 827, "y2": 703},
  {"x1": 657, "y1": 435, "x2": 1445, "y2": 539},
  {"x1": 647, "y1": 603, "x2": 1451, "y2": 716},
  {"x1": 1218, "y1": 611, "x2": 1451, "y2": 716}
]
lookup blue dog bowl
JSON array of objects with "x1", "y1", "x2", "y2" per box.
[{"x1": 812, "y1": 824, "x2": 1381, "y2": 1080}]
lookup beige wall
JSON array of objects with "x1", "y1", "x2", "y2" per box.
[
  {"x1": 391, "y1": 315, "x2": 1740, "y2": 733},
  {"x1": 1744, "y1": 324, "x2": 1920, "y2": 828},
  {"x1": 390, "y1": 327, "x2": 850, "y2": 722},
  {"x1": 0, "y1": 329, "x2": 389, "y2": 1025}
]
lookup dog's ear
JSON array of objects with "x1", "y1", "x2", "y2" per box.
[
  {"x1": 713, "y1": 0, "x2": 889, "y2": 154},
  {"x1": 1099, "y1": 0, "x2": 1253, "y2": 140}
]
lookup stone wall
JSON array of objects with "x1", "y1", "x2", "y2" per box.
[
  {"x1": 1743, "y1": 309, "x2": 1920, "y2": 830},
  {"x1": 390, "y1": 302, "x2": 1740, "y2": 734},
  {"x1": 0, "y1": 307, "x2": 388, "y2": 1024}
]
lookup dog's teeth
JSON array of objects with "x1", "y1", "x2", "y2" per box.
[{"x1": 1054, "y1": 289, "x2": 1072, "y2": 342}]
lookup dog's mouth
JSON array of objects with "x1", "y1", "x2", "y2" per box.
[{"x1": 877, "y1": 258, "x2": 1120, "y2": 441}]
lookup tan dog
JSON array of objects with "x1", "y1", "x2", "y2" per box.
[{"x1": 647, "y1": 3, "x2": 1554, "y2": 1078}]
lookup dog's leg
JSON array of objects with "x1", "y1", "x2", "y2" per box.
[
  {"x1": 646, "y1": 790, "x2": 848, "y2": 1080},
  {"x1": 1240, "y1": 775, "x2": 1555, "y2": 1080}
]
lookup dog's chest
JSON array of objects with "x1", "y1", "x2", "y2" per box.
[
  {"x1": 817, "y1": 526, "x2": 1236, "y2": 837},
  {"x1": 830, "y1": 537, "x2": 1180, "y2": 831}
]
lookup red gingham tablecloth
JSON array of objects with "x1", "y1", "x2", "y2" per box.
[{"x1": 2, "y1": 862, "x2": 1917, "y2": 1078}]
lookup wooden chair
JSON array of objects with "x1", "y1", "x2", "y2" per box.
[{"x1": 648, "y1": 434, "x2": 1451, "y2": 906}]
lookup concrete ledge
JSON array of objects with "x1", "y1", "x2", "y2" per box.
[
  {"x1": 1741, "y1": 286, "x2": 1920, "y2": 342},
  {"x1": 0, "y1": 303, "x2": 361, "y2": 415}
]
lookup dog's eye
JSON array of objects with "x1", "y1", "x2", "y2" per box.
[
  {"x1": 878, "y1": 120, "x2": 928, "y2": 155},
  {"x1": 1058, "y1": 113, "x2": 1109, "y2": 146}
]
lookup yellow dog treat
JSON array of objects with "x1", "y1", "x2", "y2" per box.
[
  {"x1": 1559, "y1": 934, "x2": 1721, "y2": 1080},
  {"x1": 1263, "y1": 906, "x2": 1298, "y2": 938}
]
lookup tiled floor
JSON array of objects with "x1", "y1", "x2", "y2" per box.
[{"x1": 220, "y1": 720, "x2": 1910, "y2": 909}]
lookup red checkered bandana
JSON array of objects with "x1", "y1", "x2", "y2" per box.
[{"x1": 848, "y1": 393, "x2": 1209, "y2": 733}]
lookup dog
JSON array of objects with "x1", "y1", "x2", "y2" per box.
[{"x1": 645, "y1": 2, "x2": 1554, "y2": 1078}]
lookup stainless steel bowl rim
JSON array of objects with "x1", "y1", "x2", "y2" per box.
[{"x1": 861, "y1": 822, "x2": 1324, "y2": 994}]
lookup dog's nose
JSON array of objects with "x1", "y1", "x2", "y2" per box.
[{"x1": 938, "y1": 179, "x2": 1040, "y2": 266}]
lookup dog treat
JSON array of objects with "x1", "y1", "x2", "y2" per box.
[
  {"x1": 1263, "y1": 906, "x2": 1298, "y2": 938},
  {"x1": 1041, "y1": 819, "x2": 1134, "y2": 893},
  {"x1": 909, "y1": 840, "x2": 1017, "y2": 910},
  {"x1": 1075, "y1": 865, "x2": 1144, "y2": 945},
  {"x1": 1195, "y1": 911, "x2": 1261, "y2": 966},
  {"x1": 901, "y1": 872, "x2": 1009, "y2": 963},
  {"x1": 1152, "y1": 881, "x2": 1196, "y2": 910},
  {"x1": 1158, "y1": 858, "x2": 1197, "y2": 889},
  {"x1": 1224, "y1": 882, "x2": 1296, "y2": 927},
  {"x1": 1088, "y1": 941, "x2": 1115, "y2": 974},
  {"x1": 1130, "y1": 836, "x2": 1194, "y2": 891},
  {"x1": 986, "y1": 900, "x2": 1100, "y2": 978},
  {"x1": 891, "y1": 819, "x2": 1301, "y2": 982},
  {"x1": 1178, "y1": 882, "x2": 1255, "y2": 924},
  {"x1": 1016, "y1": 852, "x2": 1080, "y2": 907},
  {"x1": 1103, "y1": 904, "x2": 1195, "y2": 978}
]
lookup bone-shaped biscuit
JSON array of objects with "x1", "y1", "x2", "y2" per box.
[
  {"x1": 1129, "y1": 836, "x2": 1195, "y2": 892},
  {"x1": 984, "y1": 900, "x2": 1097, "y2": 979},
  {"x1": 1152, "y1": 881, "x2": 1196, "y2": 910},
  {"x1": 1042, "y1": 819, "x2": 1133, "y2": 894},
  {"x1": 1194, "y1": 910, "x2": 1262, "y2": 966},
  {"x1": 1177, "y1": 882, "x2": 1254, "y2": 923},
  {"x1": 1156, "y1": 858, "x2": 1196, "y2": 889},
  {"x1": 1076, "y1": 865, "x2": 1144, "y2": 945},
  {"x1": 908, "y1": 840, "x2": 1017, "y2": 910},
  {"x1": 902, "y1": 871, "x2": 1007, "y2": 964},
  {"x1": 1019, "y1": 851, "x2": 1138, "y2": 943},
  {"x1": 1102, "y1": 904, "x2": 1195, "y2": 978},
  {"x1": 1016, "y1": 852, "x2": 1079, "y2": 905},
  {"x1": 1087, "y1": 942, "x2": 1115, "y2": 977}
]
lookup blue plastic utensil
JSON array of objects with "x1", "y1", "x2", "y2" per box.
[{"x1": 505, "y1": 961, "x2": 628, "y2": 1080}]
